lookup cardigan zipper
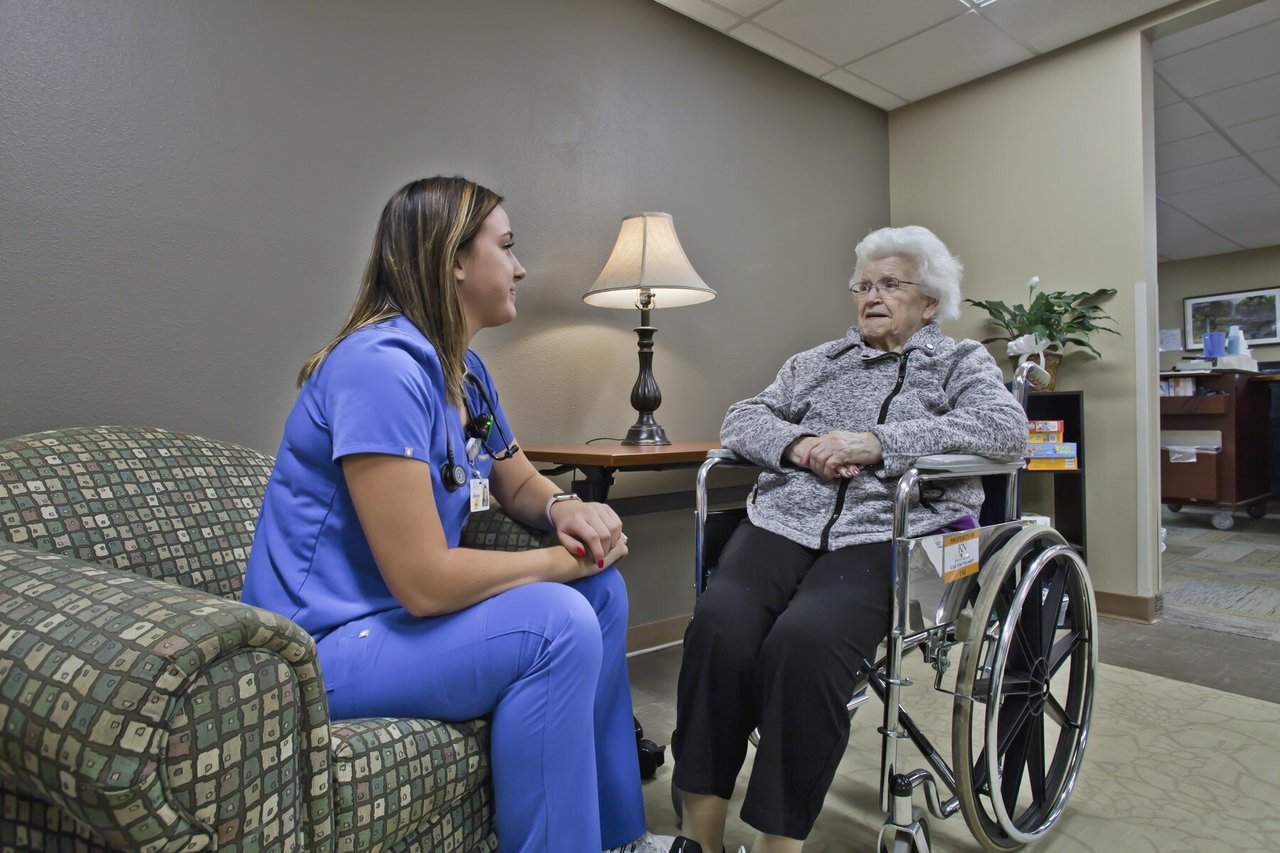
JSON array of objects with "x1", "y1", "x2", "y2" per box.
[{"x1": 819, "y1": 350, "x2": 913, "y2": 551}]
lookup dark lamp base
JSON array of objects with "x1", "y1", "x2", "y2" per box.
[
  {"x1": 622, "y1": 422, "x2": 671, "y2": 446},
  {"x1": 621, "y1": 312, "x2": 671, "y2": 445}
]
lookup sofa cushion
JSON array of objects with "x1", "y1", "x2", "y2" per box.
[
  {"x1": 0, "y1": 426, "x2": 273, "y2": 599},
  {"x1": 329, "y1": 717, "x2": 493, "y2": 852}
]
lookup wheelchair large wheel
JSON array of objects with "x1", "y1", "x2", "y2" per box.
[{"x1": 952, "y1": 526, "x2": 1097, "y2": 851}]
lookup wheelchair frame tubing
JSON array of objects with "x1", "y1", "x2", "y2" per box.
[{"x1": 880, "y1": 467, "x2": 920, "y2": 814}]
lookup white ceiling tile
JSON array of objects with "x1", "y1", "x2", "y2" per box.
[
  {"x1": 1164, "y1": 174, "x2": 1278, "y2": 211},
  {"x1": 820, "y1": 69, "x2": 906, "y2": 110},
  {"x1": 1153, "y1": 76, "x2": 1182, "y2": 108},
  {"x1": 1152, "y1": 0, "x2": 1280, "y2": 60},
  {"x1": 1255, "y1": 145, "x2": 1280, "y2": 172},
  {"x1": 652, "y1": 0, "x2": 742, "y2": 30},
  {"x1": 1155, "y1": 101, "x2": 1215, "y2": 143},
  {"x1": 1207, "y1": 204, "x2": 1280, "y2": 249},
  {"x1": 1157, "y1": 202, "x2": 1242, "y2": 259},
  {"x1": 1155, "y1": 131, "x2": 1238, "y2": 174},
  {"x1": 1158, "y1": 156, "x2": 1265, "y2": 196},
  {"x1": 709, "y1": 0, "x2": 777, "y2": 15},
  {"x1": 1181, "y1": 185, "x2": 1280, "y2": 234},
  {"x1": 1158, "y1": 236, "x2": 1242, "y2": 260},
  {"x1": 1195, "y1": 73, "x2": 1280, "y2": 129},
  {"x1": 1233, "y1": 209, "x2": 1280, "y2": 249},
  {"x1": 1224, "y1": 113, "x2": 1280, "y2": 153},
  {"x1": 981, "y1": 0, "x2": 1172, "y2": 54},
  {"x1": 728, "y1": 21, "x2": 836, "y2": 77},
  {"x1": 754, "y1": 0, "x2": 963, "y2": 66},
  {"x1": 846, "y1": 11, "x2": 1033, "y2": 102},
  {"x1": 1154, "y1": 18, "x2": 1280, "y2": 98}
]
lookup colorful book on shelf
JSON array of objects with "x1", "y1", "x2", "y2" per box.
[
  {"x1": 1026, "y1": 443, "x2": 1077, "y2": 458},
  {"x1": 1027, "y1": 457, "x2": 1079, "y2": 471},
  {"x1": 1027, "y1": 431, "x2": 1065, "y2": 444}
]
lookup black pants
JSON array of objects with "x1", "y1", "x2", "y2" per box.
[{"x1": 672, "y1": 520, "x2": 893, "y2": 840}]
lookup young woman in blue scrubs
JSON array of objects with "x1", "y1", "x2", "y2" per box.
[{"x1": 242, "y1": 176, "x2": 672, "y2": 853}]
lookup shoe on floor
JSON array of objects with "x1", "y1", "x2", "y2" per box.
[
  {"x1": 605, "y1": 831, "x2": 678, "y2": 853},
  {"x1": 668, "y1": 838, "x2": 702, "y2": 853},
  {"x1": 667, "y1": 837, "x2": 746, "y2": 853}
]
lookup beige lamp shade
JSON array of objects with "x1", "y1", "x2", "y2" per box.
[{"x1": 583, "y1": 212, "x2": 716, "y2": 309}]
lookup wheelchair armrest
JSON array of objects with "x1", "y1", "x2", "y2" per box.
[
  {"x1": 705, "y1": 448, "x2": 754, "y2": 466},
  {"x1": 913, "y1": 454, "x2": 1024, "y2": 477}
]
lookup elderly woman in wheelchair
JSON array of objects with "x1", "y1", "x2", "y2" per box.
[{"x1": 668, "y1": 226, "x2": 1097, "y2": 853}]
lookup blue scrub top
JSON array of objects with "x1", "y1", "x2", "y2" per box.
[{"x1": 242, "y1": 315, "x2": 515, "y2": 639}]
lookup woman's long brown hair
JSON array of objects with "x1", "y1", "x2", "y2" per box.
[{"x1": 298, "y1": 176, "x2": 503, "y2": 408}]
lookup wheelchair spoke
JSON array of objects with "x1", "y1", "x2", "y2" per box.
[
  {"x1": 1038, "y1": 563, "x2": 1071, "y2": 657},
  {"x1": 1026, "y1": 713, "x2": 1047, "y2": 807},
  {"x1": 1000, "y1": 710, "x2": 1032, "y2": 815},
  {"x1": 1046, "y1": 630, "x2": 1083, "y2": 678},
  {"x1": 996, "y1": 696, "x2": 1035, "y2": 759},
  {"x1": 1010, "y1": 620, "x2": 1039, "y2": 670},
  {"x1": 973, "y1": 745, "x2": 992, "y2": 795},
  {"x1": 972, "y1": 695, "x2": 1034, "y2": 800},
  {"x1": 999, "y1": 667, "x2": 1035, "y2": 695},
  {"x1": 1044, "y1": 692, "x2": 1077, "y2": 730},
  {"x1": 1011, "y1": 587, "x2": 1043, "y2": 665}
]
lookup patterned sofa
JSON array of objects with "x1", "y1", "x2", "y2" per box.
[{"x1": 0, "y1": 426, "x2": 552, "y2": 852}]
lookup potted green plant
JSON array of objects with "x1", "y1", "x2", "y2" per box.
[{"x1": 965, "y1": 277, "x2": 1118, "y2": 390}]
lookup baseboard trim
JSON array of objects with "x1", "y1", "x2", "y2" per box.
[
  {"x1": 626, "y1": 615, "x2": 690, "y2": 655},
  {"x1": 1095, "y1": 590, "x2": 1157, "y2": 623}
]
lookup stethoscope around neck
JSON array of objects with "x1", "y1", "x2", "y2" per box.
[{"x1": 440, "y1": 372, "x2": 519, "y2": 492}]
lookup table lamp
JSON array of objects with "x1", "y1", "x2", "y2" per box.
[{"x1": 583, "y1": 212, "x2": 716, "y2": 445}]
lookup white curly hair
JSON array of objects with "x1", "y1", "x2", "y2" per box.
[{"x1": 851, "y1": 225, "x2": 963, "y2": 321}]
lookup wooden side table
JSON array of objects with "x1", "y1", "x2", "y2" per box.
[{"x1": 522, "y1": 440, "x2": 719, "y2": 502}]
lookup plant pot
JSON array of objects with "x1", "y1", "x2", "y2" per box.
[{"x1": 1010, "y1": 352, "x2": 1062, "y2": 391}]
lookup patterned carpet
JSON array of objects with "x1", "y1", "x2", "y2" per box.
[
  {"x1": 1160, "y1": 508, "x2": 1280, "y2": 642},
  {"x1": 637, "y1": 649, "x2": 1280, "y2": 852}
]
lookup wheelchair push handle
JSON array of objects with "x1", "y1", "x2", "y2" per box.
[{"x1": 1012, "y1": 360, "x2": 1050, "y2": 406}]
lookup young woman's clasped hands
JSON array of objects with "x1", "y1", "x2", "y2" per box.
[{"x1": 549, "y1": 497, "x2": 629, "y2": 576}]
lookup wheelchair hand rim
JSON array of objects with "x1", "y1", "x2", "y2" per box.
[{"x1": 984, "y1": 542, "x2": 1098, "y2": 845}]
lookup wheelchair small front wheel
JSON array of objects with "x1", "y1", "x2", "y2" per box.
[
  {"x1": 878, "y1": 836, "x2": 915, "y2": 853},
  {"x1": 877, "y1": 808, "x2": 931, "y2": 853},
  {"x1": 952, "y1": 526, "x2": 1097, "y2": 851}
]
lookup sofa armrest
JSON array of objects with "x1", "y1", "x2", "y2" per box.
[{"x1": 0, "y1": 544, "x2": 333, "y2": 851}]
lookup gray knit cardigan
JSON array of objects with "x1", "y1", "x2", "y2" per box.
[{"x1": 721, "y1": 322, "x2": 1029, "y2": 549}]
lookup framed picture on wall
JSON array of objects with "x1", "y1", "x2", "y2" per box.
[{"x1": 1183, "y1": 287, "x2": 1280, "y2": 348}]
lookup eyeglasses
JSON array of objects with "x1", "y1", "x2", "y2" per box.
[{"x1": 848, "y1": 277, "x2": 920, "y2": 297}]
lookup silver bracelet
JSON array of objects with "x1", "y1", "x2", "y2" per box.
[{"x1": 544, "y1": 492, "x2": 581, "y2": 528}]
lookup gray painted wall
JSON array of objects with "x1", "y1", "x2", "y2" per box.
[{"x1": 1, "y1": 0, "x2": 889, "y2": 625}]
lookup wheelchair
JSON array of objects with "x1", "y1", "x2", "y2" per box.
[{"x1": 678, "y1": 362, "x2": 1097, "y2": 853}]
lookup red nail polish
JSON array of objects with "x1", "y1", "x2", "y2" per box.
[
  {"x1": 577, "y1": 547, "x2": 585, "y2": 556},
  {"x1": 597, "y1": 560, "x2": 604, "y2": 568}
]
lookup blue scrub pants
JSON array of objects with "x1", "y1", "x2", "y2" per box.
[{"x1": 316, "y1": 568, "x2": 644, "y2": 853}]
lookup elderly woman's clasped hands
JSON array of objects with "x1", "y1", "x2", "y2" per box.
[{"x1": 787, "y1": 431, "x2": 883, "y2": 480}]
